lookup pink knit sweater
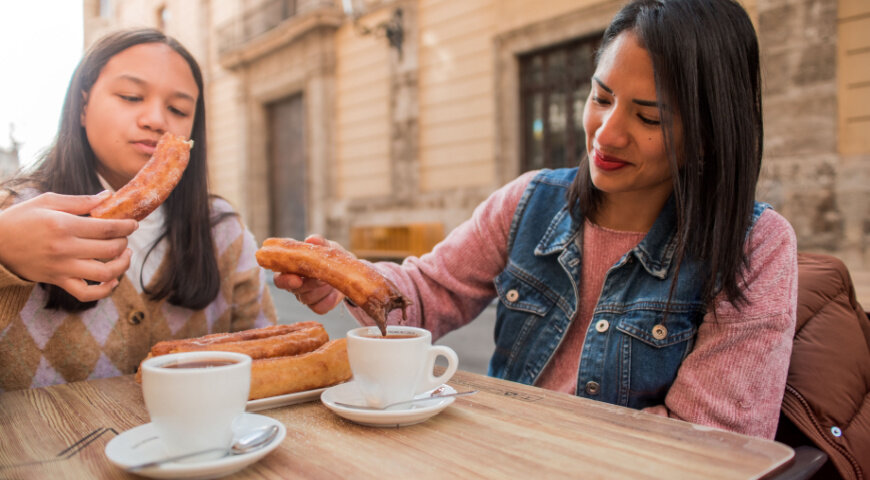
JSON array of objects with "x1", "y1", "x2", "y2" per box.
[{"x1": 355, "y1": 171, "x2": 797, "y2": 439}]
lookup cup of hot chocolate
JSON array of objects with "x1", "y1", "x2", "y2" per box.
[
  {"x1": 140, "y1": 351, "x2": 252, "y2": 460},
  {"x1": 346, "y1": 325, "x2": 458, "y2": 408}
]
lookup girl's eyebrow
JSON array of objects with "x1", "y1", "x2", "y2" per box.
[
  {"x1": 592, "y1": 76, "x2": 660, "y2": 108},
  {"x1": 116, "y1": 74, "x2": 197, "y2": 102}
]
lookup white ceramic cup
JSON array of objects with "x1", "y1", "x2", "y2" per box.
[
  {"x1": 346, "y1": 325, "x2": 459, "y2": 408},
  {"x1": 141, "y1": 351, "x2": 252, "y2": 460}
]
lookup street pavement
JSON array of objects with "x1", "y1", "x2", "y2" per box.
[{"x1": 267, "y1": 278, "x2": 496, "y2": 375}]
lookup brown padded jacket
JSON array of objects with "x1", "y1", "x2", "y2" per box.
[{"x1": 780, "y1": 253, "x2": 870, "y2": 479}]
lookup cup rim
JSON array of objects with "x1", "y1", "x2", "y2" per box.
[
  {"x1": 347, "y1": 325, "x2": 430, "y2": 341},
  {"x1": 142, "y1": 351, "x2": 252, "y2": 373}
]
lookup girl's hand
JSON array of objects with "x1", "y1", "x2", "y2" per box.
[
  {"x1": 273, "y1": 235, "x2": 347, "y2": 314},
  {"x1": 0, "y1": 191, "x2": 139, "y2": 302}
]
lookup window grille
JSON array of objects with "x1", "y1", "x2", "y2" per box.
[{"x1": 519, "y1": 35, "x2": 600, "y2": 172}]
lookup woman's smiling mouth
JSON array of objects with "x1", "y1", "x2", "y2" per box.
[{"x1": 592, "y1": 149, "x2": 630, "y2": 171}]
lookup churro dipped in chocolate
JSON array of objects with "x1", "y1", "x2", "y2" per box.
[{"x1": 256, "y1": 238, "x2": 411, "y2": 335}]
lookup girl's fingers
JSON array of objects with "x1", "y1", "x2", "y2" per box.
[
  {"x1": 33, "y1": 191, "x2": 112, "y2": 216},
  {"x1": 55, "y1": 277, "x2": 119, "y2": 303},
  {"x1": 75, "y1": 215, "x2": 139, "y2": 240},
  {"x1": 60, "y1": 236, "x2": 129, "y2": 263},
  {"x1": 65, "y1": 249, "x2": 132, "y2": 285},
  {"x1": 53, "y1": 249, "x2": 131, "y2": 302}
]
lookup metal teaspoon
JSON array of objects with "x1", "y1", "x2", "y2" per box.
[{"x1": 334, "y1": 390, "x2": 479, "y2": 410}]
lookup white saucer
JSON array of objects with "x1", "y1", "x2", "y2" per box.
[
  {"x1": 105, "y1": 413, "x2": 285, "y2": 479},
  {"x1": 320, "y1": 381, "x2": 456, "y2": 427}
]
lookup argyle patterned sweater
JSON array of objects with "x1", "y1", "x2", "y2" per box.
[{"x1": 0, "y1": 189, "x2": 276, "y2": 391}]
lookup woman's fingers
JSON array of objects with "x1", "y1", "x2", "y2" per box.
[
  {"x1": 309, "y1": 289, "x2": 345, "y2": 314},
  {"x1": 274, "y1": 272, "x2": 303, "y2": 290},
  {"x1": 296, "y1": 279, "x2": 343, "y2": 308},
  {"x1": 266, "y1": 235, "x2": 356, "y2": 316},
  {"x1": 274, "y1": 271, "x2": 345, "y2": 313},
  {"x1": 304, "y1": 234, "x2": 357, "y2": 259}
]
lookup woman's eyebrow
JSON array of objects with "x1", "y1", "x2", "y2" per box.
[
  {"x1": 116, "y1": 74, "x2": 196, "y2": 102},
  {"x1": 593, "y1": 76, "x2": 660, "y2": 108}
]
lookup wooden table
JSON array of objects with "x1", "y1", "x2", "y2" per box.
[{"x1": 0, "y1": 370, "x2": 792, "y2": 479}]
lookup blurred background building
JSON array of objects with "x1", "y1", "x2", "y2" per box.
[
  {"x1": 0, "y1": 131, "x2": 19, "y2": 182},
  {"x1": 82, "y1": 0, "x2": 870, "y2": 293}
]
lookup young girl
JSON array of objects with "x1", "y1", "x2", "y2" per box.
[
  {"x1": 276, "y1": 0, "x2": 797, "y2": 439},
  {"x1": 0, "y1": 29, "x2": 275, "y2": 391}
]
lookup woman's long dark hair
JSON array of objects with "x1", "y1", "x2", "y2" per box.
[
  {"x1": 7, "y1": 28, "x2": 230, "y2": 312},
  {"x1": 568, "y1": 0, "x2": 763, "y2": 308}
]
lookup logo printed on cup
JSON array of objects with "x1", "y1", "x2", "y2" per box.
[
  {"x1": 141, "y1": 351, "x2": 252, "y2": 461},
  {"x1": 347, "y1": 326, "x2": 458, "y2": 408}
]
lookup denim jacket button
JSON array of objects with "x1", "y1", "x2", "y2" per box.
[
  {"x1": 595, "y1": 320, "x2": 609, "y2": 333},
  {"x1": 652, "y1": 324, "x2": 668, "y2": 340},
  {"x1": 585, "y1": 381, "x2": 600, "y2": 395},
  {"x1": 506, "y1": 289, "x2": 520, "y2": 302}
]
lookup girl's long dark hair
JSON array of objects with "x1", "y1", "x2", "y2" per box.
[
  {"x1": 7, "y1": 28, "x2": 230, "y2": 312},
  {"x1": 568, "y1": 0, "x2": 763, "y2": 308}
]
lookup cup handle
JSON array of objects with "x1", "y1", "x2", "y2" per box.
[{"x1": 418, "y1": 345, "x2": 458, "y2": 393}]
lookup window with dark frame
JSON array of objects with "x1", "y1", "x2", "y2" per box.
[{"x1": 519, "y1": 35, "x2": 600, "y2": 172}]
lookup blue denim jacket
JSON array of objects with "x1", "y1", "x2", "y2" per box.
[{"x1": 490, "y1": 168, "x2": 769, "y2": 409}]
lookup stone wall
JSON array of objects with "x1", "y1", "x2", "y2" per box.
[{"x1": 758, "y1": 0, "x2": 869, "y2": 269}]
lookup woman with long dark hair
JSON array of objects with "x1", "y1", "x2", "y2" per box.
[
  {"x1": 277, "y1": 0, "x2": 797, "y2": 439},
  {"x1": 0, "y1": 28, "x2": 275, "y2": 390}
]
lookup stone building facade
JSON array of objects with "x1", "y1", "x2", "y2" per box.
[
  {"x1": 0, "y1": 144, "x2": 19, "y2": 182},
  {"x1": 82, "y1": 0, "x2": 869, "y2": 270}
]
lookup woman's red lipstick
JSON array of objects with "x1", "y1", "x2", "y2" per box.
[{"x1": 592, "y1": 150, "x2": 629, "y2": 171}]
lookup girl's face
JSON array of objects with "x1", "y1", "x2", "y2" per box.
[
  {"x1": 582, "y1": 31, "x2": 680, "y2": 207},
  {"x1": 81, "y1": 43, "x2": 198, "y2": 190}
]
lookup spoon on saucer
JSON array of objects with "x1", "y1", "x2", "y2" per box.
[
  {"x1": 334, "y1": 390, "x2": 478, "y2": 410},
  {"x1": 127, "y1": 424, "x2": 279, "y2": 472}
]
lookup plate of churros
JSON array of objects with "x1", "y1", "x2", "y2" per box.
[
  {"x1": 139, "y1": 322, "x2": 353, "y2": 412},
  {"x1": 246, "y1": 385, "x2": 334, "y2": 412}
]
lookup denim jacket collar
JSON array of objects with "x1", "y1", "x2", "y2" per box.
[{"x1": 534, "y1": 195, "x2": 679, "y2": 280}]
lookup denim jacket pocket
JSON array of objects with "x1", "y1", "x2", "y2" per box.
[
  {"x1": 491, "y1": 266, "x2": 566, "y2": 380},
  {"x1": 615, "y1": 309, "x2": 698, "y2": 348},
  {"x1": 610, "y1": 308, "x2": 700, "y2": 407},
  {"x1": 494, "y1": 266, "x2": 559, "y2": 316}
]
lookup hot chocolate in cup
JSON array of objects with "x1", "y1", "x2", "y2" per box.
[
  {"x1": 141, "y1": 351, "x2": 252, "y2": 460},
  {"x1": 346, "y1": 325, "x2": 458, "y2": 408}
]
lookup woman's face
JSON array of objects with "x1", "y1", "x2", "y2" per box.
[
  {"x1": 81, "y1": 43, "x2": 198, "y2": 190},
  {"x1": 583, "y1": 31, "x2": 680, "y2": 206}
]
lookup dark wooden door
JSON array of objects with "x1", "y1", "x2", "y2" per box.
[{"x1": 268, "y1": 94, "x2": 306, "y2": 239}]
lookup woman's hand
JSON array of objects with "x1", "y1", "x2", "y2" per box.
[
  {"x1": 272, "y1": 235, "x2": 347, "y2": 314},
  {"x1": 0, "y1": 191, "x2": 138, "y2": 302}
]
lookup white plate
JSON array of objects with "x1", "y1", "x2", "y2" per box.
[
  {"x1": 246, "y1": 386, "x2": 331, "y2": 412},
  {"x1": 105, "y1": 413, "x2": 285, "y2": 480},
  {"x1": 320, "y1": 381, "x2": 456, "y2": 427}
]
